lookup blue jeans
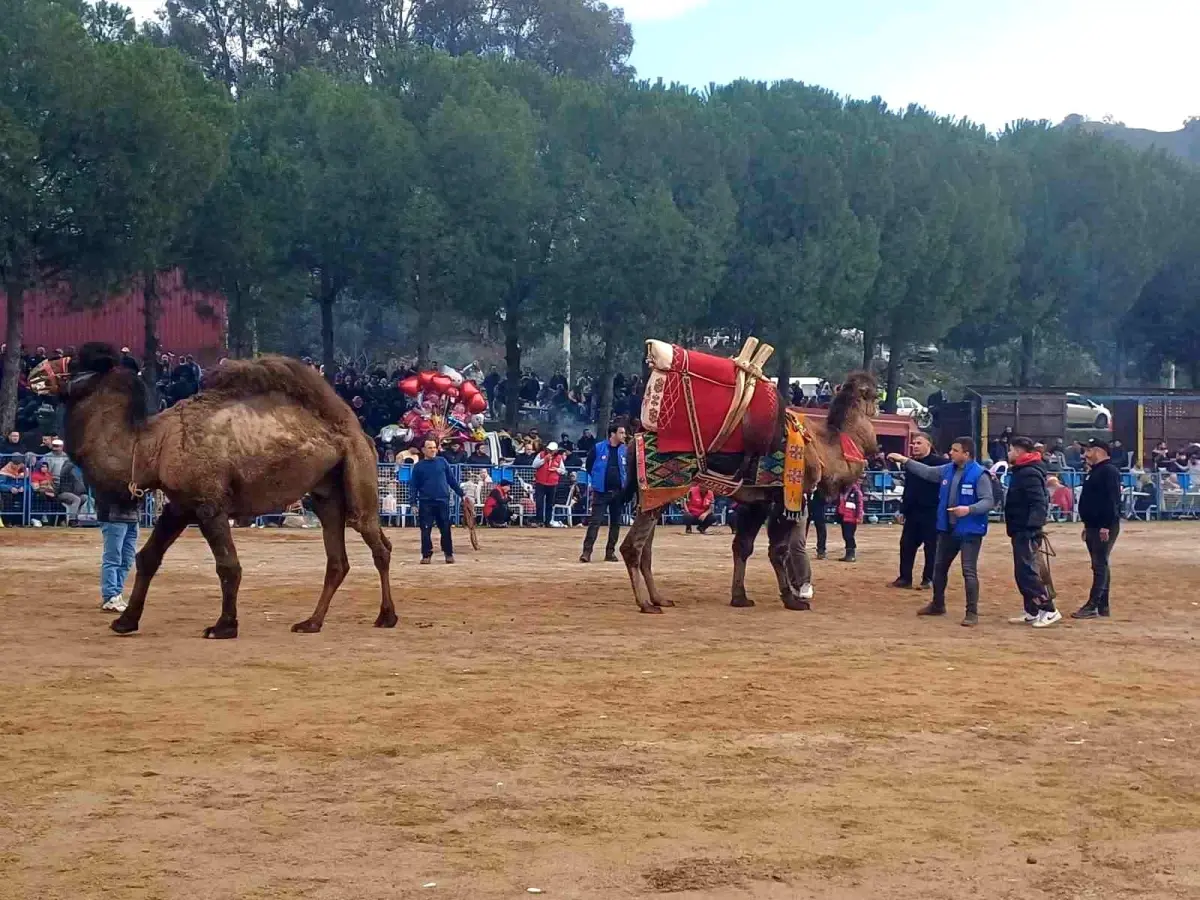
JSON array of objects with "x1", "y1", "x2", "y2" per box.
[{"x1": 101, "y1": 522, "x2": 139, "y2": 601}]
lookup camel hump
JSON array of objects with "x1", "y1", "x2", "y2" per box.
[{"x1": 204, "y1": 357, "x2": 354, "y2": 424}]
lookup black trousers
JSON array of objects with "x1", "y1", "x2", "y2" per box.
[
  {"x1": 1011, "y1": 532, "x2": 1054, "y2": 615},
  {"x1": 841, "y1": 521, "x2": 857, "y2": 552},
  {"x1": 582, "y1": 491, "x2": 624, "y2": 557},
  {"x1": 898, "y1": 513, "x2": 937, "y2": 584},
  {"x1": 1084, "y1": 521, "x2": 1120, "y2": 612},
  {"x1": 685, "y1": 513, "x2": 717, "y2": 532},
  {"x1": 534, "y1": 484, "x2": 555, "y2": 526},
  {"x1": 806, "y1": 492, "x2": 828, "y2": 554},
  {"x1": 931, "y1": 532, "x2": 982, "y2": 613},
  {"x1": 418, "y1": 500, "x2": 453, "y2": 558}
]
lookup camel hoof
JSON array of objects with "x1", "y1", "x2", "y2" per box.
[
  {"x1": 782, "y1": 596, "x2": 812, "y2": 611},
  {"x1": 373, "y1": 611, "x2": 399, "y2": 629},
  {"x1": 110, "y1": 617, "x2": 139, "y2": 635},
  {"x1": 638, "y1": 606, "x2": 664, "y2": 615},
  {"x1": 203, "y1": 622, "x2": 239, "y2": 639},
  {"x1": 290, "y1": 620, "x2": 322, "y2": 634},
  {"x1": 731, "y1": 595, "x2": 755, "y2": 608}
]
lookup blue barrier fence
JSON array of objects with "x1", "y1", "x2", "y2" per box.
[{"x1": 4, "y1": 453, "x2": 1198, "y2": 528}]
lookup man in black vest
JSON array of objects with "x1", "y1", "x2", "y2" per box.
[{"x1": 890, "y1": 432, "x2": 946, "y2": 589}]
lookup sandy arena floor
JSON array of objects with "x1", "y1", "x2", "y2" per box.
[{"x1": 1, "y1": 521, "x2": 1198, "y2": 900}]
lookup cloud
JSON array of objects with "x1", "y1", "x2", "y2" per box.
[{"x1": 614, "y1": 0, "x2": 712, "y2": 23}]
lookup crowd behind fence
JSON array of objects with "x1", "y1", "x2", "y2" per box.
[{"x1": 3, "y1": 455, "x2": 1199, "y2": 529}]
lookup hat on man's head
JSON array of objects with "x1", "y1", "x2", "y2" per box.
[
  {"x1": 546, "y1": 442, "x2": 559, "y2": 452},
  {"x1": 1086, "y1": 437, "x2": 1110, "y2": 453},
  {"x1": 51, "y1": 438, "x2": 64, "y2": 448}
]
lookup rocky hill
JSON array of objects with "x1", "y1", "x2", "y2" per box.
[{"x1": 1060, "y1": 114, "x2": 1200, "y2": 164}]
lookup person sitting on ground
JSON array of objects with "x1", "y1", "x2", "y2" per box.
[
  {"x1": 483, "y1": 480, "x2": 513, "y2": 527},
  {"x1": 683, "y1": 484, "x2": 717, "y2": 534}
]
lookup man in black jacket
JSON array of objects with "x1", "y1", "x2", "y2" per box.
[
  {"x1": 1005, "y1": 437, "x2": 1059, "y2": 627},
  {"x1": 890, "y1": 432, "x2": 945, "y2": 589},
  {"x1": 1074, "y1": 438, "x2": 1122, "y2": 619}
]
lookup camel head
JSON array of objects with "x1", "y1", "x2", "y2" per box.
[
  {"x1": 31, "y1": 342, "x2": 144, "y2": 411},
  {"x1": 828, "y1": 370, "x2": 879, "y2": 427},
  {"x1": 27, "y1": 355, "x2": 73, "y2": 397}
]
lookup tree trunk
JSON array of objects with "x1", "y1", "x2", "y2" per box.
[
  {"x1": 227, "y1": 282, "x2": 246, "y2": 358},
  {"x1": 1017, "y1": 327, "x2": 1035, "y2": 387},
  {"x1": 595, "y1": 332, "x2": 617, "y2": 432},
  {"x1": 142, "y1": 270, "x2": 161, "y2": 415},
  {"x1": 503, "y1": 293, "x2": 522, "y2": 431},
  {"x1": 320, "y1": 271, "x2": 336, "y2": 381},
  {"x1": 861, "y1": 326, "x2": 876, "y2": 371},
  {"x1": 883, "y1": 351, "x2": 900, "y2": 414},
  {"x1": 414, "y1": 273, "x2": 431, "y2": 371},
  {"x1": 0, "y1": 282, "x2": 25, "y2": 433},
  {"x1": 775, "y1": 345, "x2": 792, "y2": 402}
]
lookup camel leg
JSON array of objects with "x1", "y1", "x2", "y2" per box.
[
  {"x1": 197, "y1": 514, "x2": 242, "y2": 640},
  {"x1": 640, "y1": 518, "x2": 672, "y2": 608},
  {"x1": 620, "y1": 510, "x2": 661, "y2": 614},
  {"x1": 768, "y1": 514, "x2": 810, "y2": 611},
  {"x1": 354, "y1": 520, "x2": 396, "y2": 629},
  {"x1": 292, "y1": 492, "x2": 351, "y2": 634},
  {"x1": 731, "y1": 502, "x2": 768, "y2": 608},
  {"x1": 111, "y1": 503, "x2": 194, "y2": 636}
]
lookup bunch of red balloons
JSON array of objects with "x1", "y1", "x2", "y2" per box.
[{"x1": 399, "y1": 367, "x2": 488, "y2": 415}]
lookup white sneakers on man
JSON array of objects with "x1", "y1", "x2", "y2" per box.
[
  {"x1": 101, "y1": 595, "x2": 128, "y2": 613},
  {"x1": 1031, "y1": 609, "x2": 1062, "y2": 628},
  {"x1": 1008, "y1": 613, "x2": 1037, "y2": 624},
  {"x1": 799, "y1": 583, "x2": 814, "y2": 600}
]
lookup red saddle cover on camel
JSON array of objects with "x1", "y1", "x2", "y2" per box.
[{"x1": 641, "y1": 343, "x2": 779, "y2": 456}]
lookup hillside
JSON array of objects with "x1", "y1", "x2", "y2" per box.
[{"x1": 1060, "y1": 114, "x2": 1200, "y2": 164}]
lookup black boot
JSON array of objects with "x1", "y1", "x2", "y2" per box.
[
  {"x1": 1071, "y1": 604, "x2": 1099, "y2": 619},
  {"x1": 840, "y1": 551, "x2": 856, "y2": 563},
  {"x1": 917, "y1": 601, "x2": 946, "y2": 616},
  {"x1": 889, "y1": 578, "x2": 912, "y2": 589},
  {"x1": 918, "y1": 578, "x2": 932, "y2": 589}
]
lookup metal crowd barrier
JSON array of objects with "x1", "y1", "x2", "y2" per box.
[{"x1": 4, "y1": 454, "x2": 1197, "y2": 528}]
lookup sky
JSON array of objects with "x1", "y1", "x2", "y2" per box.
[
  {"x1": 624, "y1": 0, "x2": 1197, "y2": 133},
  {"x1": 121, "y1": 0, "x2": 1197, "y2": 133}
]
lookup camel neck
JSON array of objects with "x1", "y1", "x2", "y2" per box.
[{"x1": 65, "y1": 386, "x2": 146, "y2": 494}]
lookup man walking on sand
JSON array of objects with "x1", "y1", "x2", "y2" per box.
[
  {"x1": 888, "y1": 437, "x2": 994, "y2": 626},
  {"x1": 1004, "y1": 436, "x2": 1060, "y2": 627}
]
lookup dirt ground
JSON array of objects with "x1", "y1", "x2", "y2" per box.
[{"x1": 1, "y1": 521, "x2": 1199, "y2": 900}]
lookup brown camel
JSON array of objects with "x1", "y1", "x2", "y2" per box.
[
  {"x1": 29, "y1": 343, "x2": 395, "y2": 639},
  {"x1": 620, "y1": 371, "x2": 878, "y2": 614}
]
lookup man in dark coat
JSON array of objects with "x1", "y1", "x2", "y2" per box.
[
  {"x1": 1004, "y1": 436, "x2": 1058, "y2": 627},
  {"x1": 890, "y1": 432, "x2": 946, "y2": 589},
  {"x1": 1074, "y1": 437, "x2": 1122, "y2": 619}
]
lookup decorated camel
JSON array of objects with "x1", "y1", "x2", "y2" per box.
[
  {"x1": 29, "y1": 343, "x2": 396, "y2": 639},
  {"x1": 619, "y1": 337, "x2": 878, "y2": 614}
]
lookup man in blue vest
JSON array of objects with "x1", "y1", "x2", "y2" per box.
[
  {"x1": 580, "y1": 423, "x2": 628, "y2": 563},
  {"x1": 889, "y1": 436, "x2": 995, "y2": 626}
]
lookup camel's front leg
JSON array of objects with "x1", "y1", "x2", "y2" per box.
[
  {"x1": 111, "y1": 503, "x2": 194, "y2": 635},
  {"x1": 620, "y1": 510, "x2": 661, "y2": 614},
  {"x1": 640, "y1": 515, "x2": 672, "y2": 607}
]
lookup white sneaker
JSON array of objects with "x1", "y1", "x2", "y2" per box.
[
  {"x1": 1009, "y1": 613, "x2": 1037, "y2": 624},
  {"x1": 799, "y1": 583, "x2": 814, "y2": 600},
  {"x1": 101, "y1": 595, "x2": 128, "y2": 613},
  {"x1": 1032, "y1": 609, "x2": 1062, "y2": 628}
]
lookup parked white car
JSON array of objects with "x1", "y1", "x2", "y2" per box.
[
  {"x1": 1065, "y1": 393, "x2": 1112, "y2": 430},
  {"x1": 895, "y1": 395, "x2": 933, "y2": 429}
]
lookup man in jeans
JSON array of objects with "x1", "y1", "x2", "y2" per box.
[
  {"x1": 889, "y1": 436, "x2": 994, "y2": 626},
  {"x1": 98, "y1": 491, "x2": 140, "y2": 613},
  {"x1": 1074, "y1": 437, "x2": 1122, "y2": 619},
  {"x1": 1004, "y1": 436, "x2": 1060, "y2": 627},
  {"x1": 580, "y1": 423, "x2": 628, "y2": 562},
  {"x1": 411, "y1": 437, "x2": 464, "y2": 564}
]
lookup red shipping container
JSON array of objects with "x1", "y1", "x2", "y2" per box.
[{"x1": 0, "y1": 270, "x2": 226, "y2": 363}]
